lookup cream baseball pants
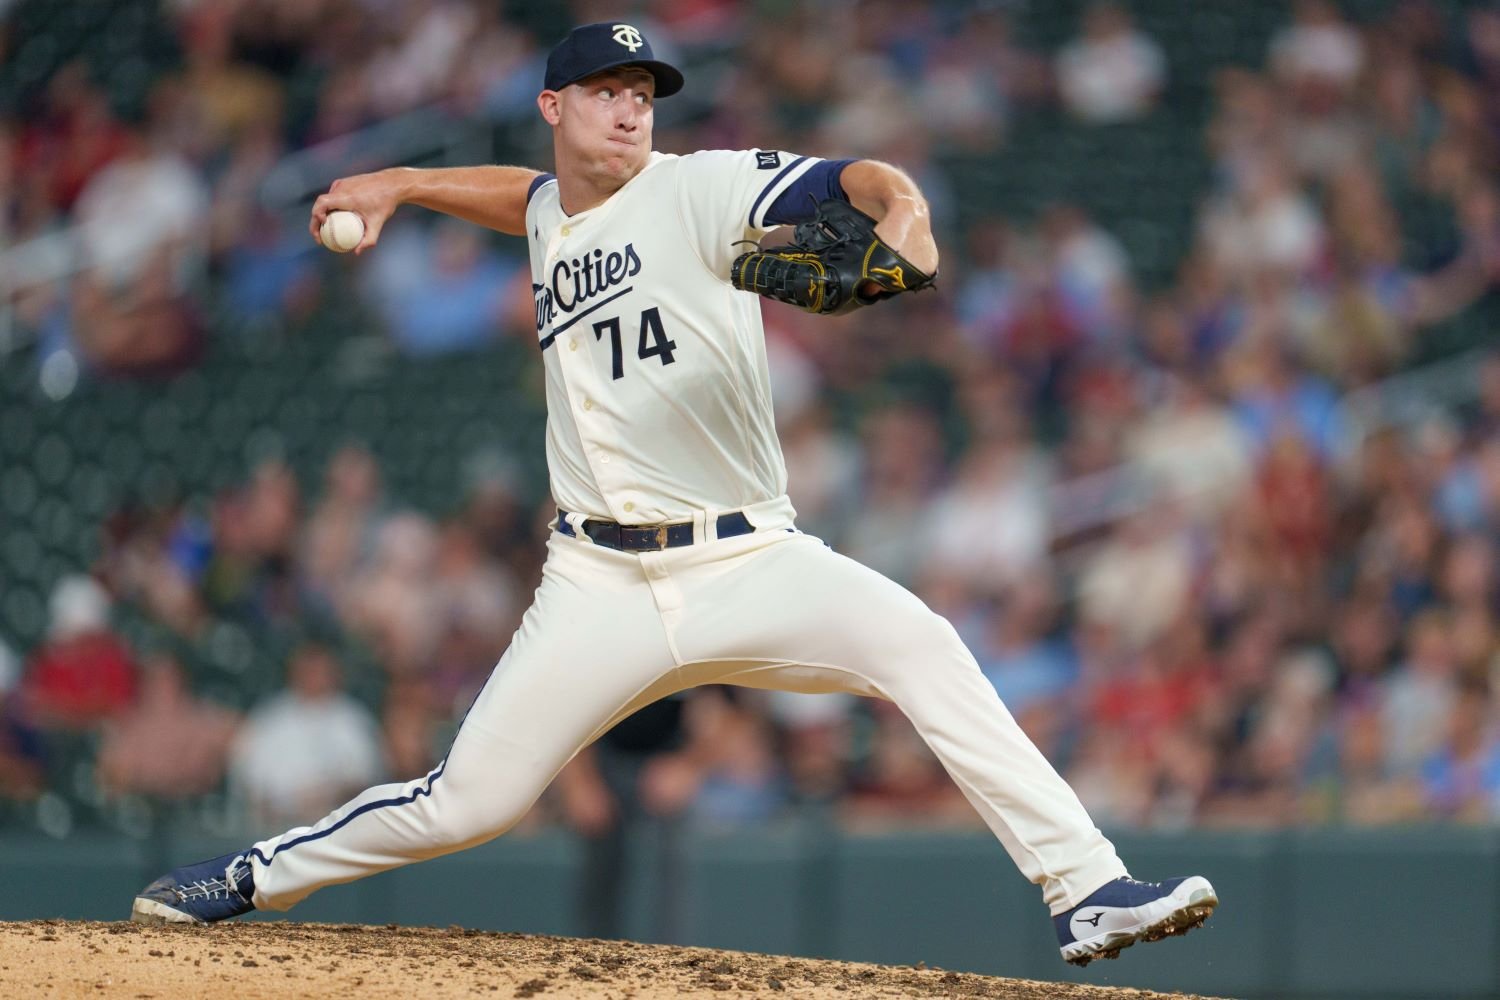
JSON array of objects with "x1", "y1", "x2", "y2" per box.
[{"x1": 247, "y1": 509, "x2": 1127, "y2": 915}]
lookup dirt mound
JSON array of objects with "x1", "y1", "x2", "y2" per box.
[{"x1": 0, "y1": 920, "x2": 1222, "y2": 999}]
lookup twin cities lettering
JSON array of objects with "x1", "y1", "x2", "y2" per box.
[{"x1": 534, "y1": 243, "x2": 642, "y2": 333}]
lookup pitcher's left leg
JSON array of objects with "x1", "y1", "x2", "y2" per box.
[{"x1": 669, "y1": 533, "x2": 1126, "y2": 913}]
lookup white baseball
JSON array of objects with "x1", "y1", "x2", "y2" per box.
[{"x1": 320, "y1": 210, "x2": 365, "y2": 253}]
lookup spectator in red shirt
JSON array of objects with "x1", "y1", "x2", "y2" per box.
[
  {"x1": 14, "y1": 62, "x2": 130, "y2": 213},
  {"x1": 20, "y1": 576, "x2": 137, "y2": 730}
]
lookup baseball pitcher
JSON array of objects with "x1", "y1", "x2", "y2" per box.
[{"x1": 132, "y1": 21, "x2": 1216, "y2": 967}]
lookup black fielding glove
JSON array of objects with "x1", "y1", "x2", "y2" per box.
[{"x1": 730, "y1": 199, "x2": 937, "y2": 315}]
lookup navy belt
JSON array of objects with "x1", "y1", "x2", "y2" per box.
[{"x1": 557, "y1": 509, "x2": 754, "y2": 551}]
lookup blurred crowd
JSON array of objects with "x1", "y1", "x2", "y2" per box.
[{"x1": 6, "y1": 0, "x2": 1500, "y2": 840}]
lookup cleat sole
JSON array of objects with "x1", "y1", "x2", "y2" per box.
[
  {"x1": 131, "y1": 897, "x2": 205, "y2": 926},
  {"x1": 1062, "y1": 887, "x2": 1218, "y2": 967}
]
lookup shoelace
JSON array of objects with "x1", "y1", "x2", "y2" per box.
[
  {"x1": 177, "y1": 856, "x2": 252, "y2": 903},
  {"x1": 225, "y1": 855, "x2": 251, "y2": 897},
  {"x1": 178, "y1": 877, "x2": 235, "y2": 902}
]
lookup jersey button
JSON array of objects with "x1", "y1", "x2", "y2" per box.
[
  {"x1": 600, "y1": 454, "x2": 612, "y2": 464},
  {"x1": 583, "y1": 399, "x2": 594, "y2": 411},
  {"x1": 623, "y1": 502, "x2": 635, "y2": 513},
  {"x1": 561, "y1": 225, "x2": 572, "y2": 236},
  {"x1": 568, "y1": 340, "x2": 578, "y2": 351}
]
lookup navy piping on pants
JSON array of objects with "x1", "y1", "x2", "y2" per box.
[
  {"x1": 252, "y1": 665, "x2": 497, "y2": 869},
  {"x1": 249, "y1": 760, "x2": 448, "y2": 867}
]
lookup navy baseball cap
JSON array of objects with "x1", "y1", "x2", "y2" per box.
[{"x1": 544, "y1": 22, "x2": 684, "y2": 98}]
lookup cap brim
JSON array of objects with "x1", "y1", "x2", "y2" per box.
[{"x1": 565, "y1": 58, "x2": 684, "y2": 98}]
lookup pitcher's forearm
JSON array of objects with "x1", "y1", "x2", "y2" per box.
[
  {"x1": 309, "y1": 164, "x2": 543, "y2": 252},
  {"x1": 839, "y1": 160, "x2": 939, "y2": 276},
  {"x1": 395, "y1": 165, "x2": 544, "y2": 237}
]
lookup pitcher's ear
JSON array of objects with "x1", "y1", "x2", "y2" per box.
[{"x1": 537, "y1": 90, "x2": 563, "y2": 125}]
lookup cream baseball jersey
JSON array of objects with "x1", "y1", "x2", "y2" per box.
[{"x1": 525, "y1": 149, "x2": 827, "y2": 523}]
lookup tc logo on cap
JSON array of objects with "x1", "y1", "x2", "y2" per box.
[{"x1": 611, "y1": 24, "x2": 644, "y2": 52}]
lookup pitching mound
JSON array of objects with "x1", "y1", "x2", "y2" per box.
[{"x1": 0, "y1": 920, "x2": 1221, "y2": 999}]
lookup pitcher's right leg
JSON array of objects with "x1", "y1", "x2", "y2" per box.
[{"x1": 133, "y1": 534, "x2": 684, "y2": 921}]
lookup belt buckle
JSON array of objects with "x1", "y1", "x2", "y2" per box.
[{"x1": 654, "y1": 525, "x2": 668, "y2": 549}]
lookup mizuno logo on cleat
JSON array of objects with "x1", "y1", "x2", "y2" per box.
[{"x1": 1078, "y1": 911, "x2": 1105, "y2": 927}]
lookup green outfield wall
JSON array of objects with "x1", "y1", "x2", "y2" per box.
[{"x1": 1, "y1": 825, "x2": 1489, "y2": 999}]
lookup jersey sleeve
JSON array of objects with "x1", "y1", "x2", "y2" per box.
[
  {"x1": 524, "y1": 174, "x2": 556, "y2": 239},
  {"x1": 527, "y1": 172, "x2": 556, "y2": 203},
  {"x1": 675, "y1": 149, "x2": 833, "y2": 278},
  {"x1": 762, "y1": 158, "x2": 855, "y2": 226}
]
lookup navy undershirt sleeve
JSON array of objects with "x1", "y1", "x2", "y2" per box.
[
  {"x1": 762, "y1": 159, "x2": 857, "y2": 227},
  {"x1": 526, "y1": 172, "x2": 556, "y2": 203}
]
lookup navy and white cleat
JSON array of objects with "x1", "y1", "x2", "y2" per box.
[
  {"x1": 1055, "y1": 875, "x2": 1218, "y2": 966},
  {"x1": 131, "y1": 852, "x2": 258, "y2": 925}
]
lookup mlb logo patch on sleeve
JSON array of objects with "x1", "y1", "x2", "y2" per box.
[{"x1": 756, "y1": 151, "x2": 781, "y2": 170}]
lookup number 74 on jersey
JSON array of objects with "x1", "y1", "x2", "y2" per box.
[{"x1": 591, "y1": 307, "x2": 678, "y2": 380}]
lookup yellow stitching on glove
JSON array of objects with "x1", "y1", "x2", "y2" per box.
[
  {"x1": 860, "y1": 242, "x2": 908, "y2": 290},
  {"x1": 805, "y1": 258, "x2": 825, "y2": 312}
]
